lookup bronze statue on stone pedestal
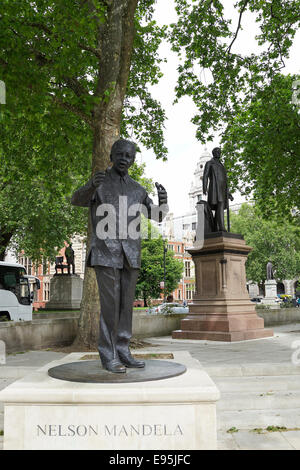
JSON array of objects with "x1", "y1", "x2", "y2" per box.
[
  {"x1": 202, "y1": 147, "x2": 233, "y2": 233},
  {"x1": 65, "y1": 243, "x2": 75, "y2": 275}
]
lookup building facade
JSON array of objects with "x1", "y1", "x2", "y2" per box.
[{"x1": 165, "y1": 240, "x2": 195, "y2": 302}]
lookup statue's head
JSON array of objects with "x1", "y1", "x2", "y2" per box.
[
  {"x1": 110, "y1": 139, "x2": 136, "y2": 175},
  {"x1": 212, "y1": 147, "x2": 221, "y2": 159}
]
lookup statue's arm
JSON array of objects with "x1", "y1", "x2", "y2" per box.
[
  {"x1": 71, "y1": 179, "x2": 95, "y2": 207},
  {"x1": 143, "y1": 192, "x2": 169, "y2": 223},
  {"x1": 224, "y1": 167, "x2": 234, "y2": 201},
  {"x1": 203, "y1": 162, "x2": 210, "y2": 194}
]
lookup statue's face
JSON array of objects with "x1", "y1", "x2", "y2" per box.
[
  {"x1": 213, "y1": 148, "x2": 221, "y2": 159},
  {"x1": 111, "y1": 142, "x2": 135, "y2": 175}
]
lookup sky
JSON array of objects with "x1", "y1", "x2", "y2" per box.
[{"x1": 136, "y1": 0, "x2": 300, "y2": 217}]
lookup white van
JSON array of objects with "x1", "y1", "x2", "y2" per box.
[{"x1": 0, "y1": 262, "x2": 40, "y2": 322}]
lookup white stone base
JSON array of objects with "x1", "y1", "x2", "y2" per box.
[
  {"x1": 46, "y1": 275, "x2": 83, "y2": 310},
  {"x1": 261, "y1": 280, "x2": 279, "y2": 308},
  {"x1": 0, "y1": 351, "x2": 219, "y2": 450}
]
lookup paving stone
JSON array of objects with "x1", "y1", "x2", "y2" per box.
[
  {"x1": 231, "y1": 430, "x2": 294, "y2": 450},
  {"x1": 217, "y1": 391, "x2": 300, "y2": 411},
  {"x1": 214, "y1": 375, "x2": 300, "y2": 392},
  {"x1": 217, "y1": 431, "x2": 239, "y2": 450},
  {"x1": 218, "y1": 409, "x2": 300, "y2": 430},
  {"x1": 281, "y1": 431, "x2": 300, "y2": 450}
]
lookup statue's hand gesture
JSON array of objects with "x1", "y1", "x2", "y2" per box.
[
  {"x1": 155, "y1": 182, "x2": 168, "y2": 205},
  {"x1": 92, "y1": 171, "x2": 106, "y2": 188},
  {"x1": 228, "y1": 192, "x2": 234, "y2": 202}
]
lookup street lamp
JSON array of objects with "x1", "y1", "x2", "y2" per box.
[{"x1": 163, "y1": 237, "x2": 167, "y2": 303}]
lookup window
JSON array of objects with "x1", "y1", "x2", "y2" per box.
[
  {"x1": 43, "y1": 281, "x2": 50, "y2": 302},
  {"x1": 182, "y1": 224, "x2": 189, "y2": 230},
  {"x1": 42, "y1": 258, "x2": 48, "y2": 276},
  {"x1": 192, "y1": 222, "x2": 196, "y2": 231},
  {"x1": 177, "y1": 245, "x2": 181, "y2": 253},
  {"x1": 19, "y1": 257, "x2": 32, "y2": 275},
  {"x1": 178, "y1": 290, "x2": 181, "y2": 300},
  {"x1": 186, "y1": 290, "x2": 192, "y2": 300},
  {"x1": 186, "y1": 283, "x2": 195, "y2": 300},
  {"x1": 185, "y1": 261, "x2": 191, "y2": 278}
]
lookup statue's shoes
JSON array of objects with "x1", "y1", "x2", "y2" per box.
[
  {"x1": 103, "y1": 359, "x2": 126, "y2": 374},
  {"x1": 119, "y1": 354, "x2": 145, "y2": 368}
]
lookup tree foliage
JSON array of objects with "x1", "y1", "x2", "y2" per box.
[
  {"x1": 230, "y1": 204, "x2": 300, "y2": 283},
  {"x1": 0, "y1": 0, "x2": 167, "y2": 158},
  {"x1": 170, "y1": 0, "x2": 300, "y2": 215},
  {"x1": 222, "y1": 74, "x2": 300, "y2": 217},
  {"x1": 0, "y1": 101, "x2": 153, "y2": 261},
  {"x1": 135, "y1": 232, "x2": 184, "y2": 305},
  {"x1": 0, "y1": 0, "x2": 162, "y2": 260},
  {"x1": 170, "y1": 0, "x2": 300, "y2": 142}
]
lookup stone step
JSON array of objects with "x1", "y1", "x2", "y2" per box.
[
  {"x1": 218, "y1": 390, "x2": 300, "y2": 411},
  {"x1": 218, "y1": 408, "x2": 300, "y2": 430},
  {"x1": 0, "y1": 367, "x2": 36, "y2": 380},
  {"x1": 205, "y1": 363, "x2": 300, "y2": 377},
  {"x1": 214, "y1": 375, "x2": 300, "y2": 393},
  {"x1": 172, "y1": 328, "x2": 273, "y2": 342}
]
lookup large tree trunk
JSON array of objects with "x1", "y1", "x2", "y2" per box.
[
  {"x1": 0, "y1": 231, "x2": 13, "y2": 261},
  {"x1": 73, "y1": 0, "x2": 138, "y2": 349}
]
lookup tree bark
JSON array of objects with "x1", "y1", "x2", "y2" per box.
[
  {"x1": 0, "y1": 231, "x2": 14, "y2": 261},
  {"x1": 73, "y1": 0, "x2": 138, "y2": 349}
]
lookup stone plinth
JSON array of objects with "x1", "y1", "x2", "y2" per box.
[
  {"x1": 261, "y1": 280, "x2": 279, "y2": 308},
  {"x1": 0, "y1": 339, "x2": 5, "y2": 364},
  {"x1": 173, "y1": 232, "x2": 273, "y2": 342},
  {"x1": 46, "y1": 275, "x2": 83, "y2": 310},
  {"x1": 0, "y1": 351, "x2": 219, "y2": 450}
]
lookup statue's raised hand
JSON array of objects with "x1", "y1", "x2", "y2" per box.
[
  {"x1": 155, "y1": 182, "x2": 168, "y2": 205},
  {"x1": 92, "y1": 171, "x2": 106, "y2": 188}
]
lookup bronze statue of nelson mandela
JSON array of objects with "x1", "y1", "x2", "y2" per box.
[{"x1": 71, "y1": 139, "x2": 168, "y2": 373}]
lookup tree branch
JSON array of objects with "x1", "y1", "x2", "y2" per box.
[
  {"x1": 24, "y1": 22, "x2": 53, "y2": 35},
  {"x1": 0, "y1": 58, "x2": 8, "y2": 68},
  {"x1": 50, "y1": 94, "x2": 93, "y2": 127},
  {"x1": 62, "y1": 77, "x2": 89, "y2": 98},
  {"x1": 227, "y1": 0, "x2": 249, "y2": 54},
  {"x1": 23, "y1": 22, "x2": 102, "y2": 59},
  {"x1": 78, "y1": 42, "x2": 101, "y2": 59}
]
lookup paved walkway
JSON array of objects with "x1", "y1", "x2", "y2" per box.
[
  {"x1": 0, "y1": 323, "x2": 300, "y2": 450},
  {"x1": 145, "y1": 322, "x2": 300, "y2": 366}
]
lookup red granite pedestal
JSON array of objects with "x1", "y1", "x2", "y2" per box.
[{"x1": 172, "y1": 233, "x2": 273, "y2": 342}]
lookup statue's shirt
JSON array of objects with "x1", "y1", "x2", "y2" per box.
[{"x1": 72, "y1": 167, "x2": 168, "y2": 269}]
